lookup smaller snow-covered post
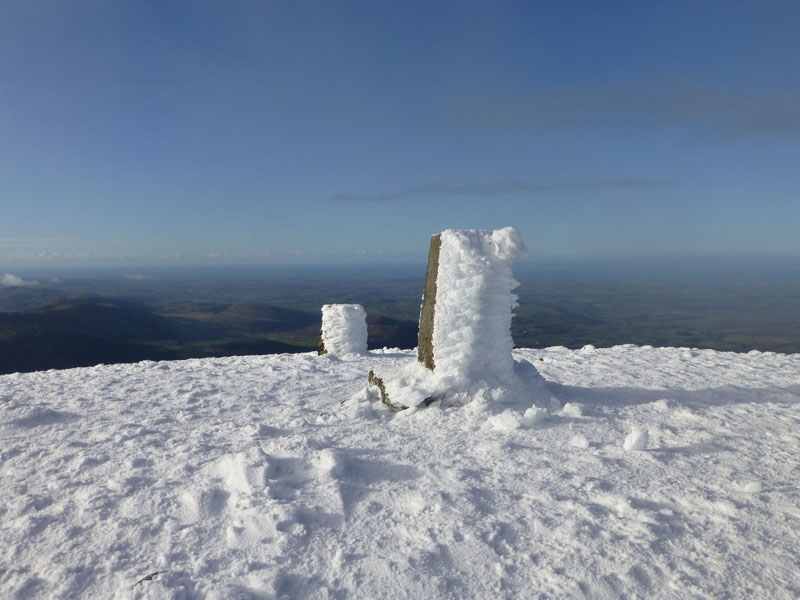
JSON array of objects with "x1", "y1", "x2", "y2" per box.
[{"x1": 319, "y1": 304, "x2": 368, "y2": 356}]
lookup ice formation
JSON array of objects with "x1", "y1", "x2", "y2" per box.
[
  {"x1": 320, "y1": 304, "x2": 367, "y2": 356},
  {"x1": 432, "y1": 227, "x2": 527, "y2": 383},
  {"x1": 372, "y1": 227, "x2": 549, "y2": 409}
]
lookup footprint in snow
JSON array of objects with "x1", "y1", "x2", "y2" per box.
[
  {"x1": 12, "y1": 408, "x2": 79, "y2": 428},
  {"x1": 743, "y1": 481, "x2": 762, "y2": 493},
  {"x1": 623, "y1": 430, "x2": 649, "y2": 451}
]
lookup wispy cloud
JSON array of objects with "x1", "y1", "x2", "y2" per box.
[
  {"x1": 333, "y1": 177, "x2": 676, "y2": 203},
  {"x1": 0, "y1": 251, "x2": 116, "y2": 262},
  {"x1": 448, "y1": 81, "x2": 800, "y2": 140},
  {"x1": 1, "y1": 273, "x2": 39, "y2": 287},
  {"x1": 0, "y1": 237, "x2": 80, "y2": 247}
]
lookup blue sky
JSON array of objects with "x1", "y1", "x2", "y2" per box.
[{"x1": 1, "y1": 1, "x2": 799, "y2": 266}]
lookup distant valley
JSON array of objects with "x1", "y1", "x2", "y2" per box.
[{"x1": 1, "y1": 268, "x2": 798, "y2": 375}]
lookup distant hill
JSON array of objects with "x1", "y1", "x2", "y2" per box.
[
  {"x1": 0, "y1": 322, "x2": 173, "y2": 374},
  {"x1": 23, "y1": 297, "x2": 223, "y2": 341},
  {"x1": 216, "y1": 303, "x2": 320, "y2": 332},
  {"x1": 366, "y1": 314, "x2": 418, "y2": 350},
  {"x1": 0, "y1": 297, "x2": 308, "y2": 375},
  {"x1": 0, "y1": 286, "x2": 63, "y2": 312}
]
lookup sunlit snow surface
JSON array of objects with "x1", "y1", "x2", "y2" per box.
[{"x1": 2, "y1": 346, "x2": 800, "y2": 599}]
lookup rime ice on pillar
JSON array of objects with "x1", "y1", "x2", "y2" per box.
[
  {"x1": 319, "y1": 304, "x2": 368, "y2": 356},
  {"x1": 420, "y1": 227, "x2": 527, "y2": 383},
  {"x1": 370, "y1": 227, "x2": 532, "y2": 410}
]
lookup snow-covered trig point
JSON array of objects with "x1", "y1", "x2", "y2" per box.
[
  {"x1": 370, "y1": 227, "x2": 545, "y2": 410},
  {"x1": 419, "y1": 227, "x2": 527, "y2": 380},
  {"x1": 318, "y1": 304, "x2": 367, "y2": 356}
]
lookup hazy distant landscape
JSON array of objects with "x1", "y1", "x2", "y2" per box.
[{"x1": 2, "y1": 259, "x2": 798, "y2": 375}]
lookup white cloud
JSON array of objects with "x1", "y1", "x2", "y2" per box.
[
  {"x1": 124, "y1": 274, "x2": 149, "y2": 280},
  {"x1": 1, "y1": 273, "x2": 39, "y2": 287}
]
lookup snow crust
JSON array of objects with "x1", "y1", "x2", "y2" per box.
[
  {"x1": 320, "y1": 303, "x2": 367, "y2": 356},
  {"x1": 2, "y1": 345, "x2": 800, "y2": 599}
]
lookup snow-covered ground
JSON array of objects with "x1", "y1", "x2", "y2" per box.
[{"x1": 1, "y1": 346, "x2": 799, "y2": 599}]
